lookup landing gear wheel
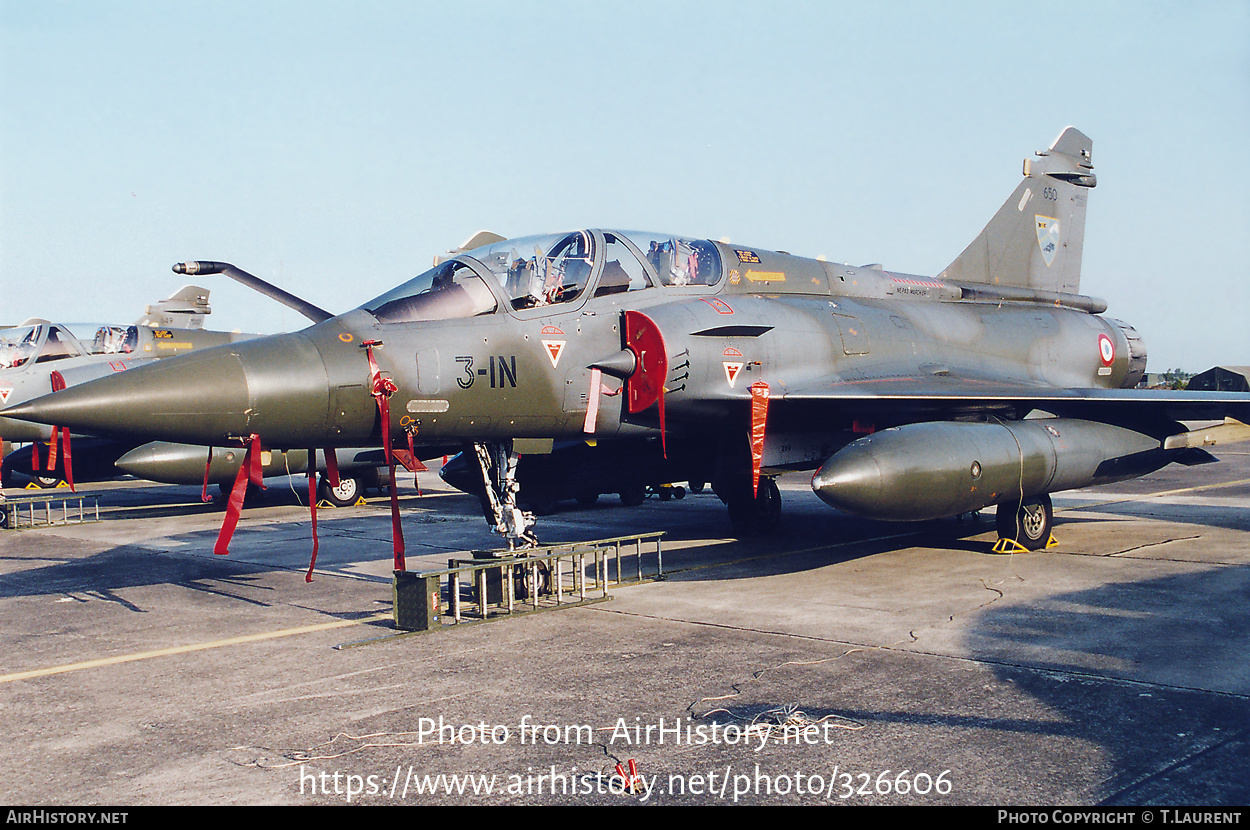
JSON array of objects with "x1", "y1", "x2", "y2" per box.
[
  {"x1": 513, "y1": 560, "x2": 551, "y2": 599},
  {"x1": 575, "y1": 491, "x2": 599, "y2": 508},
  {"x1": 727, "y1": 477, "x2": 782, "y2": 536},
  {"x1": 996, "y1": 493, "x2": 1053, "y2": 551},
  {"x1": 619, "y1": 484, "x2": 645, "y2": 507},
  {"x1": 320, "y1": 475, "x2": 362, "y2": 507},
  {"x1": 34, "y1": 474, "x2": 62, "y2": 489},
  {"x1": 687, "y1": 481, "x2": 705, "y2": 494}
]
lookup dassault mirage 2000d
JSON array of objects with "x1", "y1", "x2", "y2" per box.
[{"x1": 5, "y1": 128, "x2": 1249, "y2": 555}]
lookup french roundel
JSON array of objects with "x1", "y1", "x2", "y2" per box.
[{"x1": 1098, "y1": 334, "x2": 1115, "y2": 366}]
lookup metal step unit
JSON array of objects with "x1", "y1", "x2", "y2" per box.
[
  {"x1": 0, "y1": 491, "x2": 102, "y2": 530},
  {"x1": 392, "y1": 532, "x2": 665, "y2": 632}
]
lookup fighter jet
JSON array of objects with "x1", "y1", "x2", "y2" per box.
[
  {"x1": 6, "y1": 128, "x2": 1249, "y2": 555},
  {"x1": 0, "y1": 287, "x2": 259, "y2": 488}
]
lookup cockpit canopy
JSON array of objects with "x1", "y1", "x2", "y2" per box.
[
  {"x1": 362, "y1": 230, "x2": 723, "y2": 324},
  {"x1": 625, "y1": 232, "x2": 722, "y2": 287},
  {"x1": 366, "y1": 259, "x2": 500, "y2": 325},
  {"x1": 0, "y1": 323, "x2": 140, "y2": 371},
  {"x1": 0, "y1": 324, "x2": 83, "y2": 370},
  {"x1": 92, "y1": 325, "x2": 140, "y2": 355},
  {"x1": 468, "y1": 230, "x2": 595, "y2": 310}
]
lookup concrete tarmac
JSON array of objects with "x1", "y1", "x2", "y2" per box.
[{"x1": 0, "y1": 451, "x2": 1247, "y2": 805}]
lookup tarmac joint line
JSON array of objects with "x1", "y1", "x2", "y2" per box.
[{"x1": 0, "y1": 612, "x2": 392, "y2": 684}]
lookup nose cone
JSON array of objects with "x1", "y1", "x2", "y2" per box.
[
  {"x1": 4, "y1": 346, "x2": 248, "y2": 442},
  {"x1": 2, "y1": 333, "x2": 337, "y2": 447},
  {"x1": 0, "y1": 413, "x2": 51, "y2": 443}
]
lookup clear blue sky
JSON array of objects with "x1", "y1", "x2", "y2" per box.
[{"x1": 2, "y1": 0, "x2": 1246, "y2": 370}]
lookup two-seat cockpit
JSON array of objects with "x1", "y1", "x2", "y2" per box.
[
  {"x1": 363, "y1": 230, "x2": 724, "y2": 325},
  {"x1": 0, "y1": 322, "x2": 144, "y2": 373}
]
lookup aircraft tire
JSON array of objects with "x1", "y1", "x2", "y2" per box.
[
  {"x1": 575, "y1": 491, "x2": 599, "y2": 508},
  {"x1": 320, "y1": 475, "x2": 362, "y2": 507},
  {"x1": 727, "y1": 477, "x2": 782, "y2": 535},
  {"x1": 34, "y1": 474, "x2": 63, "y2": 489},
  {"x1": 619, "y1": 484, "x2": 645, "y2": 507},
  {"x1": 687, "y1": 481, "x2": 705, "y2": 494},
  {"x1": 513, "y1": 561, "x2": 551, "y2": 600},
  {"x1": 996, "y1": 493, "x2": 1053, "y2": 551}
]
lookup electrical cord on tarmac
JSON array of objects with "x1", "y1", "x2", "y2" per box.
[
  {"x1": 284, "y1": 452, "x2": 305, "y2": 508},
  {"x1": 685, "y1": 655, "x2": 869, "y2": 735}
]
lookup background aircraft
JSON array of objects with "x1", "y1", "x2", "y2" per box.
[
  {"x1": 6, "y1": 128, "x2": 1248, "y2": 555},
  {"x1": 0, "y1": 284, "x2": 399, "y2": 504},
  {"x1": 0, "y1": 286, "x2": 261, "y2": 488}
]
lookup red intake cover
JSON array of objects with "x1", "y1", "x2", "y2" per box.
[{"x1": 624, "y1": 310, "x2": 667, "y2": 414}]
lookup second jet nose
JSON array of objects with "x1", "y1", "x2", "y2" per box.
[{"x1": 2, "y1": 332, "x2": 337, "y2": 447}]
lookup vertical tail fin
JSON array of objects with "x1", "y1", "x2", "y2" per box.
[
  {"x1": 940, "y1": 127, "x2": 1096, "y2": 294},
  {"x1": 136, "y1": 285, "x2": 212, "y2": 329}
]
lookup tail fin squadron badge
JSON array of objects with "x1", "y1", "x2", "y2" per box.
[{"x1": 1035, "y1": 216, "x2": 1060, "y2": 266}]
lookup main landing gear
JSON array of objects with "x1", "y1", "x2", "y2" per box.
[
  {"x1": 993, "y1": 493, "x2": 1056, "y2": 552},
  {"x1": 319, "y1": 474, "x2": 364, "y2": 507},
  {"x1": 33, "y1": 473, "x2": 64, "y2": 489},
  {"x1": 723, "y1": 477, "x2": 782, "y2": 536}
]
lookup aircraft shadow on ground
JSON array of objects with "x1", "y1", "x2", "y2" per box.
[
  {"x1": 665, "y1": 565, "x2": 1250, "y2": 804},
  {"x1": 0, "y1": 485, "x2": 513, "y2": 609},
  {"x1": 965, "y1": 565, "x2": 1250, "y2": 803},
  {"x1": 0, "y1": 545, "x2": 277, "y2": 610},
  {"x1": 4, "y1": 483, "x2": 1247, "y2": 802},
  {"x1": 1054, "y1": 500, "x2": 1250, "y2": 535},
  {"x1": 2, "y1": 479, "x2": 1243, "y2": 624}
]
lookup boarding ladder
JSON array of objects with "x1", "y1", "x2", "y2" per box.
[
  {"x1": 392, "y1": 532, "x2": 665, "y2": 631},
  {"x1": 1, "y1": 491, "x2": 102, "y2": 530}
]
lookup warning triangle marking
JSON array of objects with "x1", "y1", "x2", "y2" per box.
[
  {"x1": 724, "y1": 362, "x2": 743, "y2": 388},
  {"x1": 542, "y1": 340, "x2": 566, "y2": 368}
]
